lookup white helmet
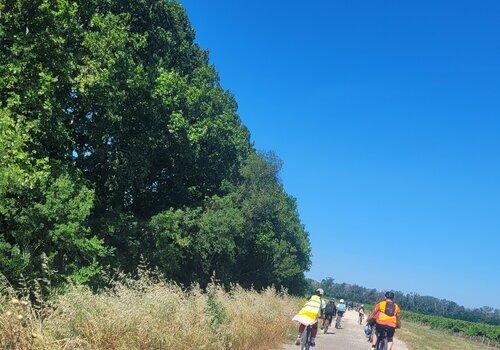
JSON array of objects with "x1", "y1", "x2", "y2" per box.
[
  {"x1": 340, "y1": 299, "x2": 345, "y2": 303},
  {"x1": 361, "y1": 304, "x2": 364, "y2": 307},
  {"x1": 316, "y1": 288, "x2": 324, "y2": 296}
]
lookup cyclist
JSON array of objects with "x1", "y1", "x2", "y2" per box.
[
  {"x1": 335, "y1": 299, "x2": 347, "y2": 328},
  {"x1": 292, "y1": 288, "x2": 324, "y2": 347},
  {"x1": 321, "y1": 300, "x2": 337, "y2": 330},
  {"x1": 368, "y1": 291, "x2": 401, "y2": 350},
  {"x1": 358, "y1": 304, "x2": 365, "y2": 324}
]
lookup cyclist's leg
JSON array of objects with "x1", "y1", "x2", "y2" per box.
[
  {"x1": 310, "y1": 322, "x2": 318, "y2": 345},
  {"x1": 296, "y1": 324, "x2": 306, "y2": 345},
  {"x1": 371, "y1": 324, "x2": 380, "y2": 347},
  {"x1": 386, "y1": 327, "x2": 396, "y2": 350},
  {"x1": 311, "y1": 323, "x2": 318, "y2": 337}
]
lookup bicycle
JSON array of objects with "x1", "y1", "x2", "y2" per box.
[
  {"x1": 300, "y1": 324, "x2": 314, "y2": 350},
  {"x1": 334, "y1": 313, "x2": 343, "y2": 329},
  {"x1": 322, "y1": 315, "x2": 333, "y2": 334},
  {"x1": 374, "y1": 326, "x2": 389, "y2": 350}
]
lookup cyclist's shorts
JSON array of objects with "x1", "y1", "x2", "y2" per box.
[
  {"x1": 336, "y1": 311, "x2": 344, "y2": 317},
  {"x1": 375, "y1": 324, "x2": 396, "y2": 341}
]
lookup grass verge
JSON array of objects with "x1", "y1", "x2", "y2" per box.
[
  {"x1": 398, "y1": 320, "x2": 499, "y2": 350},
  {"x1": 0, "y1": 276, "x2": 300, "y2": 350}
]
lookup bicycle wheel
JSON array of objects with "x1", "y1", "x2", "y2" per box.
[
  {"x1": 376, "y1": 335, "x2": 388, "y2": 350},
  {"x1": 301, "y1": 326, "x2": 311, "y2": 350}
]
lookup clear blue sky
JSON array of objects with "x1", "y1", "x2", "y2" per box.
[{"x1": 181, "y1": 0, "x2": 500, "y2": 308}]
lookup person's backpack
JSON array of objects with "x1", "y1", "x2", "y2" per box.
[
  {"x1": 384, "y1": 301, "x2": 396, "y2": 316},
  {"x1": 325, "y1": 303, "x2": 336, "y2": 315}
]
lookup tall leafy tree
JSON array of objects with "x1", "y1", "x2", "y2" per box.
[
  {"x1": 0, "y1": 108, "x2": 108, "y2": 287},
  {"x1": 0, "y1": 0, "x2": 311, "y2": 293}
]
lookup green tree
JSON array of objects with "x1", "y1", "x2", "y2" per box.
[
  {"x1": 1, "y1": 0, "x2": 311, "y2": 293},
  {"x1": 0, "y1": 109, "x2": 108, "y2": 287}
]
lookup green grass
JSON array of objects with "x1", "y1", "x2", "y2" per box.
[{"x1": 398, "y1": 321, "x2": 499, "y2": 350}]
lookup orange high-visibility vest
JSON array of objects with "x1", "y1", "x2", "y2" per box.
[{"x1": 375, "y1": 300, "x2": 401, "y2": 327}]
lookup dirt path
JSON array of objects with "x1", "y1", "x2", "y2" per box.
[{"x1": 282, "y1": 310, "x2": 409, "y2": 350}]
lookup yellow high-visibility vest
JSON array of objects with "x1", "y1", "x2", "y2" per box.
[{"x1": 296, "y1": 295, "x2": 321, "y2": 322}]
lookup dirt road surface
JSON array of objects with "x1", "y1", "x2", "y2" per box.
[{"x1": 282, "y1": 310, "x2": 409, "y2": 350}]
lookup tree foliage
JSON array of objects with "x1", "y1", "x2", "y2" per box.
[{"x1": 0, "y1": 0, "x2": 310, "y2": 293}]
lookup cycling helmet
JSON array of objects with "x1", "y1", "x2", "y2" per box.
[
  {"x1": 385, "y1": 291, "x2": 395, "y2": 300},
  {"x1": 361, "y1": 304, "x2": 364, "y2": 307},
  {"x1": 340, "y1": 299, "x2": 345, "y2": 303},
  {"x1": 315, "y1": 288, "x2": 324, "y2": 296}
]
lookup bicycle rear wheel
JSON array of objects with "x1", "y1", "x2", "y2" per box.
[
  {"x1": 376, "y1": 336, "x2": 388, "y2": 350},
  {"x1": 300, "y1": 326, "x2": 311, "y2": 350}
]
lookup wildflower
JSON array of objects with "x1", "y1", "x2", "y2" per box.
[
  {"x1": 16, "y1": 314, "x2": 23, "y2": 320},
  {"x1": 5, "y1": 311, "x2": 12, "y2": 316},
  {"x1": 10, "y1": 298, "x2": 20, "y2": 305}
]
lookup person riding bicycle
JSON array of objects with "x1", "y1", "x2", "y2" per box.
[
  {"x1": 334, "y1": 299, "x2": 347, "y2": 328},
  {"x1": 368, "y1": 291, "x2": 401, "y2": 350},
  {"x1": 336, "y1": 298, "x2": 347, "y2": 317},
  {"x1": 292, "y1": 288, "x2": 324, "y2": 347},
  {"x1": 321, "y1": 300, "x2": 337, "y2": 330},
  {"x1": 358, "y1": 304, "x2": 365, "y2": 323}
]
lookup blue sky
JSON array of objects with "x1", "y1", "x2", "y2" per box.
[{"x1": 181, "y1": 0, "x2": 500, "y2": 308}]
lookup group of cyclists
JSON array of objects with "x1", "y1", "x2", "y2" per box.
[{"x1": 292, "y1": 289, "x2": 401, "y2": 349}]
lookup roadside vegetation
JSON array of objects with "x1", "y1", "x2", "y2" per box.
[
  {"x1": 398, "y1": 320, "x2": 499, "y2": 350},
  {"x1": 402, "y1": 311, "x2": 500, "y2": 347},
  {"x1": 1, "y1": 0, "x2": 310, "y2": 298},
  {"x1": 0, "y1": 274, "x2": 299, "y2": 350}
]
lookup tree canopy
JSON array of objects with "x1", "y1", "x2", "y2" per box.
[{"x1": 0, "y1": 0, "x2": 311, "y2": 294}]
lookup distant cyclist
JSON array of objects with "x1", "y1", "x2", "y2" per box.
[
  {"x1": 292, "y1": 288, "x2": 324, "y2": 347},
  {"x1": 358, "y1": 304, "x2": 365, "y2": 324},
  {"x1": 335, "y1": 299, "x2": 347, "y2": 328},
  {"x1": 321, "y1": 300, "x2": 337, "y2": 330},
  {"x1": 368, "y1": 291, "x2": 401, "y2": 350}
]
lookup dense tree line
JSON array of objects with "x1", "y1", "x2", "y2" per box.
[
  {"x1": 0, "y1": 0, "x2": 311, "y2": 294},
  {"x1": 308, "y1": 278, "x2": 500, "y2": 325}
]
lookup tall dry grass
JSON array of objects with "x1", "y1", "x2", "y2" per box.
[{"x1": 0, "y1": 275, "x2": 300, "y2": 350}]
